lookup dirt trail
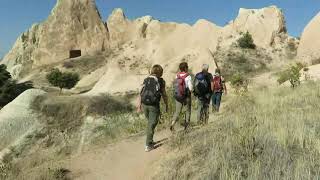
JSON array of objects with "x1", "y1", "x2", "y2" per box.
[{"x1": 67, "y1": 130, "x2": 170, "y2": 180}]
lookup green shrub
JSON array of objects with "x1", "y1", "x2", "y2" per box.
[
  {"x1": 277, "y1": 63, "x2": 305, "y2": 88},
  {"x1": 0, "y1": 65, "x2": 33, "y2": 107},
  {"x1": 237, "y1": 31, "x2": 256, "y2": 49},
  {"x1": 46, "y1": 68, "x2": 80, "y2": 92},
  {"x1": 0, "y1": 64, "x2": 11, "y2": 87},
  {"x1": 230, "y1": 73, "x2": 248, "y2": 94}
]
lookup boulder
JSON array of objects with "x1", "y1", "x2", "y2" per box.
[
  {"x1": 298, "y1": 12, "x2": 320, "y2": 64},
  {"x1": 222, "y1": 6, "x2": 287, "y2": 48},
  {"x1": 0, "y1": 89, "x2": 46, "y2": 150}
]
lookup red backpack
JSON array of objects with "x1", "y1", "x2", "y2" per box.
[
  {"x1": 213, "y1": 75, "x2": 222, "y2": 92},
  {"x1": 174, "y1": 72, "x2": 189, "y2": 102}
]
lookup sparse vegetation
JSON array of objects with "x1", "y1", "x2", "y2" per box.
[
  {"x1": 1, "y1": 93, "x2": 143, "y2": 179},
  {"x1": 230, "y1": 73, "x2": 249, "y2": 94},
  {"x1": 277, "y1": 63, "x2": 305, "y2": 88},
  {"x1": 154, "y1": 82, "x2": 320, "y2": 180},
  {"x1": 286, "y1": 39, "x2": 298, "y2": 59},
  {"x1": 46, "y1": 68, "x2": 80, "y2": 92},
  {"x1": 220, "y1": 52, "x2": 267, "y2": 80},
  {"x1": 237, "y1": 31, "x2": 256, "y2": 49}
]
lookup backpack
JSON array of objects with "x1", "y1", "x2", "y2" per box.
[
  {"x1": 174, "y1": 72, "x2": 189, "y2": 102},
  {"x1": 141, "y1": 76, "x2": 161, "y2": 105},
  {"x1": 213, "y1": 75, "x2": 223, "y2": 92},
  {"x1": 194, "y1": 72, "x2": 209, "y2": 97}
]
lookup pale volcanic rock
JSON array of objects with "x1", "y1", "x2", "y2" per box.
[
  {"x1": 222, "y1": 6, "x2": 287, "y2": 48},
  {"x1": 298, "y1": 12, "x2": 320, "y2": 63},
  {"x1": 2, "y1": 0, "x2": 109, "y2": 78},
  {"x1": 0, "y1": 89, "x2": 45, "y2": 150}
]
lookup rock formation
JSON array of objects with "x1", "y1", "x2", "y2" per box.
[
  {"x1": 0, "y1": 89, "x2": 45, "y2": 156},
  {"x1": 2, "y1": 0, "x2": 109, "y2": 78},
  {"x1": 298, "y1": 12, "x2": 320, "y2": 64},
  {"x1": 221, "y1": 6, "x2": 287, "y2": 48},
  {"x1": 1, "y1": 1, "x2": 292, "y2": 94}
]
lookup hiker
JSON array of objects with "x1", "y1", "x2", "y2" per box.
[
  {"x1": 170, "y1": 62, "x2": 193, "y2": 132},
  {"x1": 212, "y1": 68, "x2": 227, "y2": 112},
  {"x1": 194, "y1": 64, "x2": 213, "y2": 125},
  {"x1": 137, "y1": 64, "x2": 168, "y2": 152}
]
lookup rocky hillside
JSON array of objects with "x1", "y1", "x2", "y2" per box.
[{"x1": 1, "y1": 0, "x2": 303, "y2": 94}]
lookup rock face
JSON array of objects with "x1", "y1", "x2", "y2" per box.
[
  {"x1": 2, "y1": 0, "x2": 109, "y2": 78},
  {"x1": 222, "y1": 6, "x2": 287, "y2": 48},
  {"x1": 0, "y1": 89, "x2": 45, "y2": 151},
  {"x1": 2, "y1": 2, "x2": 292, "y2": 94},
  {"x1": 298, "y1": 12, "x2": 320, "y2": 63}
]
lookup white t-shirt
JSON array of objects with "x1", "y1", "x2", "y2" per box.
[{"x1": 177, "y1": 72, "x2": 193, "y2": 91}]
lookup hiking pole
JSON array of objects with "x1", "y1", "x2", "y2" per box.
[{"x1": 208, "y1": 48, "x2": 219, "y2": 70}]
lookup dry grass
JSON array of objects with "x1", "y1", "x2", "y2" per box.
[
  {"x1": 154, "y1": 81, "x2": 320, "y2": 180},
  {"x1": 1, "y1": 93, "x2": 142, "y2": 179}
]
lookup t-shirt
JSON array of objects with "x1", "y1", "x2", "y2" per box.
[{"x1": 176, "y1": 72, "x2": 193, "y2": 92}]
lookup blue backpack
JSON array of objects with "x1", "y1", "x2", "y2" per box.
[{"x1": 194, "y1": 72, "x2": 209, "y2": 97}]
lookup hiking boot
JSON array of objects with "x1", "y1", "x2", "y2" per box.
[{"x1": 145, "y1": 145, "x2": 154, "y2": 152}]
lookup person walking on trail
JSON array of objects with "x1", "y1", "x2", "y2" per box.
[
  {"x1": 212, "y1": 68, "x2": 227, "y2": 112},
  {"x1": 170, "y1": 62, "x2": 193, "y2": 132},
  {"x1": 194, "y1": 64, "x2": 213, "y2": 125},
  {"x1": 137, "y1": 64, "x2": 168, "y2": 152}
]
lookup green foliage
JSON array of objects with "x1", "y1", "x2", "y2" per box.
[
  {"x1": 237, "y1": 31, "x2": 256, "y2": 49},
  {"x1": 221, "y1": 53, "x2": 267, "y2": 81},
  {"x1": 230, "y1": 73, "x2": 248, "y2": 94},
  {"x1": 46, "y1": 68, "x2": 80, "y2": 91},
  {"x1": 277, "y1": 63, "x2": 305, "y2": 88},
  {"x1": 0, "y1": 65, "x2": 11, "y2": 87},
  {"x1": 0, "y1": 65, "x2": 33, "y2": 107}
]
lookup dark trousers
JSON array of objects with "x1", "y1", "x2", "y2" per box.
[
  {"x1": 212, "y1": 92, "x2": 222, "y2": 112},
  {"x1": 143, "y1": 105, "x2": 160, "y2": 147}
]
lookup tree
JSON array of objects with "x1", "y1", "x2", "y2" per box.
[
  {"x1": 277, "y1": 63, "x2": 305, "y2": 88},
  {"x1": 46, "y1": 68, "x2": 80, "y2": 92},
  {"x1": 0, "y1": 80, "x2": 33, "y2": 107},
  {"x1": 0, "y1": 64, "x2": 11, "y2": 87},
  {"x1": 0, "y1": 65, "x2": 33, "y2": 107},
  {"x1": 237, "y1": 31, "x2": 256, "y2": 49}
]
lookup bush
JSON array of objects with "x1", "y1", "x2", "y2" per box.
[
  {"x1": 46, "y1": 68, "x2": 80, "y2": 92},
  {"x1": 237, "y1": 31, "x2": 256, "y2": 49},
  {"x1": 277, "y1": 63, "x2": 305, "y2": 88},
  {"x1": 0, "y1": 64, "x2": 11, "y2": 87},
  {"x1": 0, "y1": 65, "x2": 33, "y2": 107},
  {"x1": 230, "y1": 73, "x2": 248, "y2": 94}
]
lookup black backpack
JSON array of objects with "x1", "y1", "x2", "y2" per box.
[
  {"x1": 194, "y1": 72, "x2": 210, "y2": 97},
  {"x1": 141, "y1": 76, "x2": 161, "y2": 105}
]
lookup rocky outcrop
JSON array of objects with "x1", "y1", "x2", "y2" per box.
[
  {"x1": 2, "y1": 2, "x2": 292, "y2": 94},
  {"x1": 2, "y1": 0, "x2": 109, "y2": 78},
  {"x1": 222, "y1": 6, "x2": 287, "y2": 48},
  {"x1": 298, "y1": 12, "x2": 320, "y2": 63},
  {"x1": 0, "y1": 89, "x2": 45, "y2": 152}
]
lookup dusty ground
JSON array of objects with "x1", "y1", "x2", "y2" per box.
[{"x1": 67, "y1": 130, "x2": 171, "y2": 180}]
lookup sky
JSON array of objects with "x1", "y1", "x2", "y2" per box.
[{"x1": 0, "y1": 0, "x2": 319, "y2": 58}]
